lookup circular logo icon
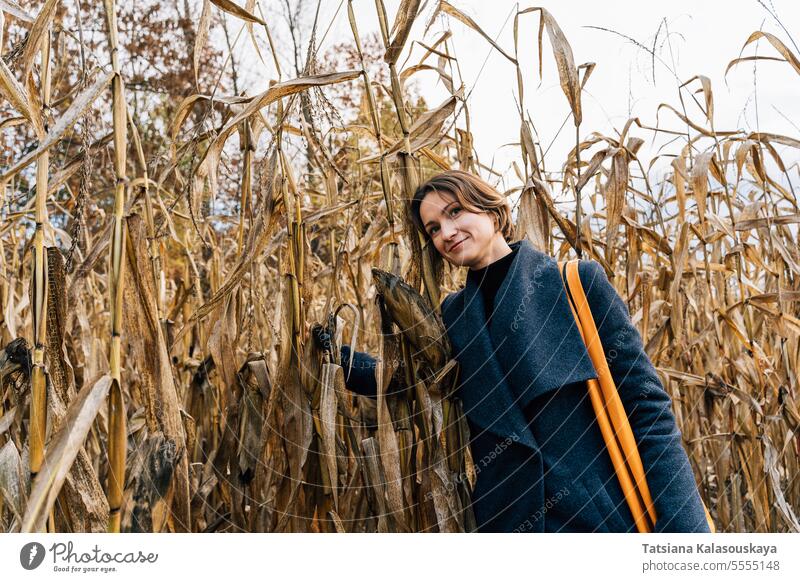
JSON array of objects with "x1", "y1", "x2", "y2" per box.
[{"x1": 20, "y1": 542, "x2": 46, "y2": 570}]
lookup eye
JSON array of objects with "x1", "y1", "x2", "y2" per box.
[
  {"x1": 429, "y1": 225, "x2": 439, "y2": 236},
  {"x1": 450, "y1": 206, "x2": 461, "y2": 217}
]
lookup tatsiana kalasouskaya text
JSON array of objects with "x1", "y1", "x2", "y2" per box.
[{"x1": 642, "y1": 543, "x2": 777, "y2": 556}]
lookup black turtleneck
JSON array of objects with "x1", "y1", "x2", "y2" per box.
[{"x1": 466, "y1": 240, "x2": 522, "y2": 327}]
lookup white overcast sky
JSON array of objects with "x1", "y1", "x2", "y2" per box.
[{"x1": 237, "y1": 0, "x2": 800, "y2": 192}]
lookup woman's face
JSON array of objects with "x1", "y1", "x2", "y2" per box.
[{"x1": 419, "y1": 189, "x2": 500, "y2": 269}]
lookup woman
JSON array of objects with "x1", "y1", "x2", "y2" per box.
[{"x1": 315, "y1": 170, "x2": 711, "y2": 533}]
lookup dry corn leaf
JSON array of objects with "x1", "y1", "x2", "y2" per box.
[
  {"x1": 737, "y1": 30, "x2": 800, "y2": 76},
  {"x1": 0, "y1": 440, "x2": 25, "y2": 526},
  {"x1": 19, "y1": 0, "x2": 59, "y2": 81},
  {"x1": 0, "y1": 58, "x2": 43, "y2": 137},
  {"x1": 0, "y1": 0, "x2": 35, "y2": 22},
  {"x1": 194, "y1": 0, "x2": 212, "y2": 87},
  {"x1": 439, "y1": 0, "x2": 516, "y2": 64},
  {"x1": 210, "y1": 0, "x2": 265, "y2": 25},
  {"x1": 21, "y1": 374, "x2": 112, "y2": 533},
  {"x1": 763, "y1": 439, "x2": 800, "y2": 532},
  {"x1": 520, "y1": 6, "x2": 582, "y2": 124},
  {"x1": 682, "y1": 75, "x2": 714, "y2": 126},
  {"x1": 690, "y1": 151, "x2": 715, "y2": 224},
  {"x1": 0, "y1": 71, "x2": 113, "y2": 182},
  {"x1": 604, "y1": 148, "x2": 628, "y2": 257},
  {"x1": 385, "y1": 0, "x2": 421, "y2": 65},
  {"x1": 320, "y1": 363, "x2": 341, "y2": 509}
]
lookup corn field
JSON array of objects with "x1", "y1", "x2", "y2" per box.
[{"x1": 0, "y1": 0, "x2": 798, "y2": 533}]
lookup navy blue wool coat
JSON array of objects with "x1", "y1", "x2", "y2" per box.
[{"x1": 341, "y1": 239, "x2": 710, "y2": 533}]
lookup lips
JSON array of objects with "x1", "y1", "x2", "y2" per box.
[{"x1": 449, "y1": 238, "x2": 467, "y2": 252}]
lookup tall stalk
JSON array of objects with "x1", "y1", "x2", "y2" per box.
[
  {"x1": 128, "y1": 110, "x2": 165, "y2": 323},
  {"x1": 103, "y1": 0, "x2": 128, "y2": 533},
  {"x1": 29, "y1": 30, "x2": 51, "y2": 533},
  {"x1": 346, "y1": 1, "x2": 400, "y2": 276},
  {"x1": 237, "y1": 120, "x2": 253, "y2": 254},
  {"x1": 378, "y1": 0, "x2": 412, "y2": 279}
]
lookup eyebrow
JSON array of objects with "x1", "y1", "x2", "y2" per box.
[{"x1": 424, "y1": 200, "x2": 457, "y2": 229}]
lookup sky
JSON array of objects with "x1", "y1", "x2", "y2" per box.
[{"x1": 233, "y1": 0, "x2": 800, "y2": 197}]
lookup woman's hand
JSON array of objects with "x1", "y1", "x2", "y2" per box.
[{"x1": 311, "y1": 323, "x2": 332, "y2": 353}]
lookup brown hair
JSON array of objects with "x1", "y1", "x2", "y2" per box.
[{"x1": 403, "y1": 170, "x2": 517, "y2": 292}]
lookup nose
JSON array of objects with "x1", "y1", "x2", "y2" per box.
[{"x1": 440, "y1": 218, "x2": 458, "y2": 240}]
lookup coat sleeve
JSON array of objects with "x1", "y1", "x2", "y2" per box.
[
  {"x1": 339, "y1": 345, "x2": 407, "y2": 399},
  {"x1": 339, "y1": 345, "x2": 379, "y2": 398},
  {"x1": 577, "y1": 259, "x2": 711, "y2": 532}
]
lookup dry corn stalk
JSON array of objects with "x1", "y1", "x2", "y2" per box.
[
  {"x1": 27, "y1": 17, "x2": 51, "y2": 535},
  {"x1": 103, "y1": 0, "x2": 128, "y2": 534}
]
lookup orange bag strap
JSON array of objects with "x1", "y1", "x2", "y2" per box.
[
  {"x1": 558, "y1": 259, "x2": 655, "y2": 532},
  {"x1": 558, "y1": 259, "x2": 716, "y2": 533}
]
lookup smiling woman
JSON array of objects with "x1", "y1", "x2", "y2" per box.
[
  {"x1": 327, "y1": 169, "x2": 712, "y2": 533},
  {"x1": 407, "y1": 169, "x2": 517, "y2": 279}
]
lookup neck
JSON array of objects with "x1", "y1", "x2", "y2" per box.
[{"x1": 469, "y1": 236, "x2": 513, "y2": 270}]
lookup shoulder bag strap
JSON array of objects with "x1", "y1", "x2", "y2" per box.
[
  {"x1": 559, "y1": 259, "x2": 657, "y2": 532},
  {"x1": 558, "y1": 259, "x2": 716, "y2": 533}
]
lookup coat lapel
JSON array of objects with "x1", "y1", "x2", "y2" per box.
[{"x1": 441, "y1": 239, "x2": 598, "y2": 450}]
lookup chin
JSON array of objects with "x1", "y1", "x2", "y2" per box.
[{"x1": 449, "y1": 253, "x2": 475, "y2": 268}]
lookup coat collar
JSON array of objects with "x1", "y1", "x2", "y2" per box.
[{"x1": 440, "y1": 238, "x2": 598, "y2": 450}]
